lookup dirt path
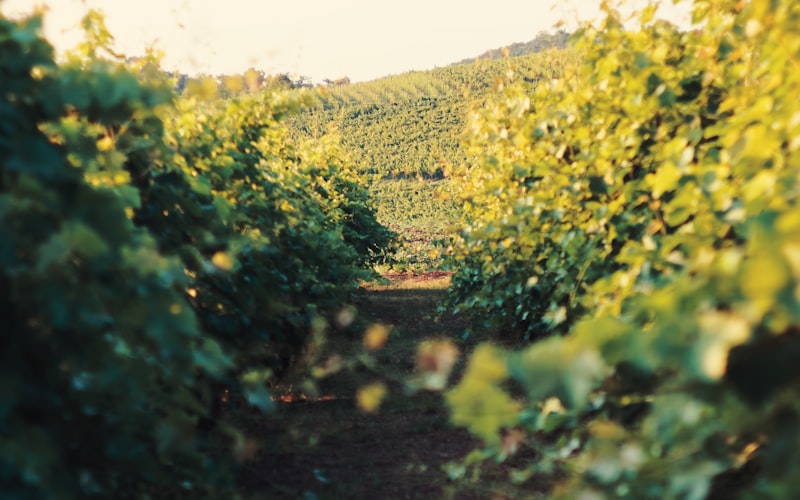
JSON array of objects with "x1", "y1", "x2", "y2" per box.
[{"x1": 234, "y1": 273, "x2": 547, "y2": 499}]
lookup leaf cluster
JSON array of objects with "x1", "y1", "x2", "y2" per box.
[
  {"x1": 0, "y1": 11, "x2": 393, "y2": 498},
  {"x1": 445, "y1": 0, "x2": 800, "y2": 497}
]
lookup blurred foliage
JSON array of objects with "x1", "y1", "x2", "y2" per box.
[
  {"x1": 444, "y1": 0, "x2": 800, "y2": 497},
  {"x1": 0, "y1": 8, "x2": 393, "y2": 498},
  {"x1": 0, "y1": 11, "x2": 229, "y2": 497}
]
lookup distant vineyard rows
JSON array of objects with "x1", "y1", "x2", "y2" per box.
[{"x1": 289, "y1": 51, "x2": 577, "y2": 179}]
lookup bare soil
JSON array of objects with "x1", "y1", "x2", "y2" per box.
[{"x1": 234, "y1": 273, "x2": 552, "y2": 499}]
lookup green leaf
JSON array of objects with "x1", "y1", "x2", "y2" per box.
[
  {"x1": 192, "y1": 338, "x2": 233, "y2": 376},
  {"x1": 510, "y1": 337, "x2": 607, "y2": 408},
  {"x1": 244, "y1": 385, "x2": 274, "y2": 413},
  {"x1": 446, "y1": 378, "x2": 521, "y2": 445}
]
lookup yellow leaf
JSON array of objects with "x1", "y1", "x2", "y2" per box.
[
  {"x1": 541, "y1": 397, "x2": 565, "y2": 416},
  {"x1": 776, "y1": 207, "x2": 800, "y2": 237},
  {"x1": 647, "y1": 162, "x2": 682, "y2": 199},
  {"x1": 782, "y1": 243, "x2": 800, "y2": 278},
  {"x1": 464, "y1": 344, "x2": 508, "y2": 383},
  {"x1": 363, "y1": 323, "x2": 389, "y2": 351},
  {"x1": 97, "y1": 136, "x2": 114, "y2": 151},
  {"x1": 742, "y1": 170, "x2": 776, "y2": 202},
  {"x1": 742, "y1": 124, "x2": 781, "y2": 161},
  {"x1": 740, "y1": 254, "x2": 788, "y2": 301},
  {"x1": 211, "y1": 251, "x2": 235, "y2": 271},
  {"x1": 639, "y1": 3, "x2": 656, "y2": 24},
  {"x1": 356, "y1": 382, "x2": 387, "y2": 413}
]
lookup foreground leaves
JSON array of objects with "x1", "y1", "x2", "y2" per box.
[
  {"x1": 445, "y1": 0, "x2": 800, "y2": 497},
  {"x1": 1, "y1": 10, "x2": 393, "y2": 498}
]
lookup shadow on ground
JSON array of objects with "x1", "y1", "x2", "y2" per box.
[{"x1": 233, "y1": 273, "x2": 553, "y2": 499}]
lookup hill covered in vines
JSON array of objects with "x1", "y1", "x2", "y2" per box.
[
  {"x1": 285, "y1": 46, "x2": 579, "y2": 272},
  {"x1": 289, "y1": 48, "x2": 577, "y2": 179}
]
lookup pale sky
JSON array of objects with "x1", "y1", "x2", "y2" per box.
[{"x1": 1, "y1": 0, "x2": 692, "y2": 83}]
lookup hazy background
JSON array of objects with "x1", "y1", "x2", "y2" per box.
[{"x1": 1, "y1": 0, "x2": 692, "y2": 82}]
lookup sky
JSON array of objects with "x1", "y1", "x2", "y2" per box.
[{"x1": 1, "y1": 0, "x2": 693, "y2": 83}]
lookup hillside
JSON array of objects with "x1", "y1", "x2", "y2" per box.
[
  {"x1": 285, "y1": 47, "x2": 577, "y2": 272},
  {"x1": 164, "y1": 35, "x2": 578, "y2": 272},
  {"x1": 452, "y1": 29, "x2": 570, "y2": 65},
  {"x1": 289, "y1": 48, "x2": 576, "y2": 178}
]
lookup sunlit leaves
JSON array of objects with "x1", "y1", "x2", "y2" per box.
[
  {"x1": 447, "y1": 376, "x2": 521, "y2": 445},
  {"x1": 211, "y1": 250, "x2": 236, "y2": 271},
  {"x1": 444, "y1": 0, "x2": 800, "y2": 496},
  {"x1": 0, "y1": 11, "x2": 230, "y2": 496},
  {"x1": 184, "y1": 76, "x2": 220, "y2": 100},
  {"x1": 740, "y1": 252, "x2": 789, "y2": 301},
  {"x1": 1, "y1": 9, "x2": 395, "y2": 498},
  {"x1": 356, "y1": 382, "x2": 387, "y2": 413},
  {"x1": 363, "y1": 323, "x2": 390, "y2": 351},
  {"x1": 444, "y1": 344, "x2": 521, "y2": 444}
]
